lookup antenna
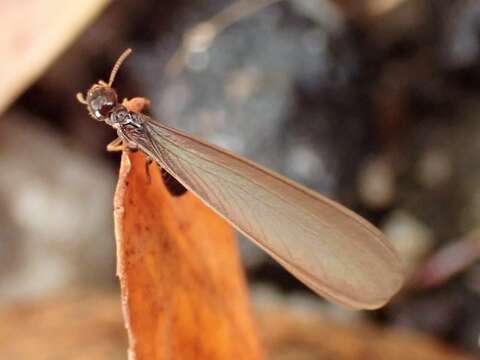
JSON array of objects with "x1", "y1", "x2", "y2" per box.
[{"x1": 108, "y1": 48, "x2": 133, "y2": 87}]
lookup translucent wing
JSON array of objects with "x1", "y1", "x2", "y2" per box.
[{"x1": 124, "y1": 116, "x2": 405, "y2": 309}]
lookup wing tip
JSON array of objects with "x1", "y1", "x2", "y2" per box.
[{"x1": 319, "y1": 257, "x2": 406, "y2": 310}]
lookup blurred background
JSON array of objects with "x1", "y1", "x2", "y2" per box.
[{"x1": 1, "y1": 0, "x2": 480, "y2": 358}]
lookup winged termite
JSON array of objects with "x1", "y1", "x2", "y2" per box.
[{"x1": 77, "y1": 49, "x2": 405, "y2": 310}]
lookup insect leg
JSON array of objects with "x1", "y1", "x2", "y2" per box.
[
  {"x1": 122, "y1": 97, "x2": 151, "y2": 113},
  {"x1": 107, "y1": 137, "x2": 154, "y2": 184},
  {"x1": 107, "y1": 137, "x2": 126, "y2": 152},
  {"x1": 144, "y1": 156, "x2": 154, "y2": 184},
  {"x1": 107, "y1": 137, "x2": 138, "y2": 152}
]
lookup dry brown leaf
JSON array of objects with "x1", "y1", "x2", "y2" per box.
[
  {"x1": 0, "y1": 0, "x2": 109, "y2": 114},
  {"x1": 0, "y1": 291, "x2": 126, "y2": 360},
  {"x1": 114, "y1": 150, "x2": 264, "y2": 359},
  {"x1": 257, "y1": 298, "x2": 477, "y2": 360},
  {"x1": 0, "y1": 291, "x2": 476, "y2": 360}
]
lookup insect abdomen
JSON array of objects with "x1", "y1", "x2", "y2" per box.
[{"x1": 161, "y1": 169, "x2": 187, "y2": 196}]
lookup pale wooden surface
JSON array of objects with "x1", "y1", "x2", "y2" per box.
[{"x1": 0, "y1": 0, "x2": 109, "y2": 114}]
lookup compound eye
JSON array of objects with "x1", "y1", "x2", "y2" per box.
[{"x1": 98, "y1": 102, "x2": 115, "y2": 117}]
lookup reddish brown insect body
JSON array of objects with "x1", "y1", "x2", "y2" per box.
[{"x1": 77, "y1": 49, "x2": 186, "y2": 196}]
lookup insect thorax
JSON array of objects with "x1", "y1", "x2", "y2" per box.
[{"x1": 108, "y1": 106, "x2": 143, "y2": 127}]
